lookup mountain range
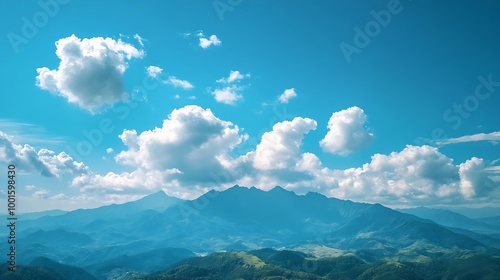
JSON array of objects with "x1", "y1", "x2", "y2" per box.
[{"x1": 3, "y1": 185, "x2": 500, "y2": 279}]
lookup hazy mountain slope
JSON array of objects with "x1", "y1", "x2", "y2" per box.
[
  {"x1": 398, "y1": 207, "x2": 498, "y2": 234},
  {"x1": 19, "y1": 190, "x2": 182, "y2": 231},
  {"x1": 478, "y1": 215, "x2": 500, "y2": 228}
]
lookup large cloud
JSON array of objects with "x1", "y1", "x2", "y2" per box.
[
  {"x1": 0, "y1": 131, "x2": 88, "y2": 177},
  {"x1": 320, "y1": 106, "x2": 374, "y2": 155},
  {"x1": 312, "y1": 145, "x2": 500, "y2": 208},
  {"x1": 459, "y1": 157, "x2": 496, "y2": 198},
  {"x1": 36, "y1": 34, "x2": 144, "y2": 112},
  {"x1": 75, "y1": 106, "x2": 248, "y2": 191},
  {"x1": 326, "y1": 145, "x2": 462, "y2": 204},
  {"x1": 252, "y1": 117, "x2": 317, "y2": 170}
]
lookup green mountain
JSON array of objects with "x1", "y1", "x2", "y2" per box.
[
  {"x1": 30, "y1": 257, "x2": 97, "y2": 280},
  {"x1": 127, "y1": 250, "x2": 500, "y2": 280},
  {"x1": 0, "y1": 263, "x2": 65, "y2": 280}
]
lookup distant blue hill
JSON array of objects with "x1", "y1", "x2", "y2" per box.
[{"x1": 397, "y1": 207, "x2": 499, "y2": 234}]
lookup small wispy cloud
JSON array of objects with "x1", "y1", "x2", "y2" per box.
[
  {"x1": 0, "y1": 119, "x2": 66, "y2": 146},
  {"x1": 437, "y1": 131, "x2": 500, "y2": 146},
  {"x1": 164, "y1": 76, "x2": 194, "y2": 90},
  {"x1": 134, "y1": 34, "x2": 145, "y2": 47}
]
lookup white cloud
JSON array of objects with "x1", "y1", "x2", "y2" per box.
[
  {"x1": 252, "y1": 117, "x2": 317, "y2": 170},
  {"x1": 134, "y1": 33, "x2": 145, "y2": 46},
  {"x1": 278, "y1": 88, "x2": 297, "y2": 104},
  {"x1": 320, "y1": 106, "x2": 374, "y2": 155},
  {"x1": 74, "y1": 105, "x2": 248, "y2": 196},
  {"x1": 326, "y1": 145, "x2": 461, "y2": 204},
  {"x1": 36, "y1": 34, "x2": 143, "y2": 113},
  {"x1": 72, "y1": 169, "x2": 175, "y2": 193},
  {"x1": 106, "y1": 148, "x2": 114, "y2": 154},
  {"x1": 115, "y1": 106, "x2": 245, "y2": 176},
  {"x1": 216, "y1": 70, "x2": 250, "y2": 83},
  {"x1": 199, "y1": 34, "x2": 222, "y2": 49},
  {"x1": 164, "y1": 76, "x2": 194, "y2": 89},
  {"x1": 146, "y1": 66, "x2": 163, "y2": 78},
  {"x1": 438, "y1": 131, "x2": 500, "y2": 145},
  {"x1": 212, "y1": 86, "x2": 243, "y2": 105},
  {"x1": 33, "y1": 189, "x2": 49, "y2": 198},
  {"x1": 459, "y1": 157, "x2": 496, "y2": 198},
  {"x1": 0, "y1": 131, "x2": 88, "y2": 177},
  {"x1": 0, "y1": 119, "x2": 65, "y2": 146}
]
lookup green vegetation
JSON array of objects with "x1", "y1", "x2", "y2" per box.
[
  {"x1": 0, "y1": 263, "x2": 65, "y2": 280},
  {"x1": 1, "y1": 250, "x2": 499, "y2": 279},
  {"x1": 30, "y1": 257, "x2": 97, "y2": 280},
  {"x1": 128, "y1": 250, "x2": 500, "y2": 280}
]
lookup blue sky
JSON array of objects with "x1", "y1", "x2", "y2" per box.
[{"x1": 1, "y1": 0, "x2": 499, "y2": 212}]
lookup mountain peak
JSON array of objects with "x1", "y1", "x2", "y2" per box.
[
  {"x1": 269, "y1": 186, "x2": 288, "y2": 192},
  {"x1": 125, "y1": 189, "x2": 182, "y2": 211}
]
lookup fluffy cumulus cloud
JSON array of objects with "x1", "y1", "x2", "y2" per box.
[
  {"x1": 278, "y1": 88, "x2": 297, "y2": 104},
  {"x1": 211, "y1": 86, "x2": 243, "y2": 105},
  {"x1": 73, "y1": 106, "x2": 248, "y2": 195},
  {"x1": 36, "y1": 34, "x2": 144, "y2": 112},
  {"x1": 320, "y1": 106, "x2": 374, "y2": 155},
  {"x1": 459, "y1": 157, "x2": 496, "y2": 198},
  {"x1": 116, "y1": 106, "x2": 246, "y2": 179},
  {"x1": 252, "y1": 117, "x2": 317, "y2": 170},
  {"x1": 0, "y1": 131, "x2": 88, "y2": 177},
  {"x1": 146, "y1": 66, "x2": 163, "y2": 78},
  {"x1": 325, "y1": 145, "x2": 462, "y2": 204},
  {"x1": 198, "y1": 33, "x2": 222, "y2": 49}
]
